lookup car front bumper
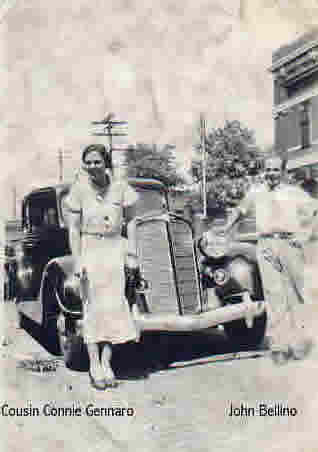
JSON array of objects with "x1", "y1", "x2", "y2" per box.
[{"x1": 132, "y1": 292, "x2": 266, "y2": 332}]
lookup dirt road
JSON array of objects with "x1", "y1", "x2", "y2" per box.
[{"x1": 1, "y1": 302, "x2": 318, "y2": 452}]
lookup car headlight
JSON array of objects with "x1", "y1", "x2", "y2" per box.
[
  {"x1": 15, "y1": 244, "x2": 24, "y2": 262},
  {"x1": 200, "y1": 232, "x2": 229, "y2": 258},
  {"x1": 16, "y1": 266, "x2": 33, "y2": 289},
  {"x1": 213, "y1": 268, "x2": 230, "y2": 286}
]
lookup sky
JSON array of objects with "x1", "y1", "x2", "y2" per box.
[{"x1": 2, "y1": 0, "x2": 318, "y2": 217}]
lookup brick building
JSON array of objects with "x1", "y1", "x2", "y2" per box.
[{"x1": 270, "y1": 29, "x2": 318, "y2": 175}]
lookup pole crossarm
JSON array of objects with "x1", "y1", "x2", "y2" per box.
[
  {"x1": 91, "y1": 120, "x2": 128, "y2": 126},
  {"x1": 91, "y1": 132, "x2": 128, "y2": 136},
  {"x1": 90, "y1": 115, "x2": 128, "y2": 157}
]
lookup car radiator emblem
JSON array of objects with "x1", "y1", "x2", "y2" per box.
[{"x1": 213, "y1": 268, "x2": 230, "y2": 286}]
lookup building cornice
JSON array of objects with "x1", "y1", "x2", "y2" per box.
[
  {"x1": 269, "y1": 39, "x2": 318, "y2": 73},
  {"x1": 272, "y1": 84, "x2": 318, "y2": 115}
]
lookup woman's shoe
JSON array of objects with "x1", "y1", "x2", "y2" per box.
[
  {"x1": 100, "y1": 363, "x2": 119, "y2": 387},
  {"x1": 89, "y1": 371, "x2": 107, "y2": 390},
  {"x1": 104, "y1": 377, "x2": 119, "y2": 388},
  {"x1": 270, "y1": 349, "x2": 290, "y2": 366},
  {"x1": 101, "y1": 349, "x2": 118, "y2": 387},
  {"x1": 289, "y1": 340, "x2": 314, "y2": 360}
]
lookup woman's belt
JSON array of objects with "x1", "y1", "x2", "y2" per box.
[
  {"x1": 81, "y1": 231, "x2": 112, "y2": 239},
  {"x1": 260, "y1": 232, "x2": 294, "y2": 240}
]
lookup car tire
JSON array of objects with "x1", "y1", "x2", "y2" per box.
[
  {"x1": 223, "y1": 310, "x2": 267, "y2": 348},
  {"x1": 57, "y1": 316, "x2": 88, "y2": 371}
]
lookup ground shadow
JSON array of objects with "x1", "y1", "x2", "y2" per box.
[
  {"x1": 19, "y1": 312, "x2": 61, "y2": 355},
  {"x1": 20, "y1": 313, "x2": 266, "y2": 379},
  {"x1": 111, "y1": 329, "x2": 266, "y2": 379}
]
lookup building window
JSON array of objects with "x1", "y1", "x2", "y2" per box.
[
  {"x1": 274, "y1": 101, "x2": 312, "y2": 152},
  {"x1": 299, "y1": 101, "x2": 310, "y2": 149}
]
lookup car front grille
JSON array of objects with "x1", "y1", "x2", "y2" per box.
[
  {"x1": 136, "y1": 216, "x2": 201, "y2": 315},
  {"x1": 169, "y1": 219, "x2": 201, "y2": 314}
]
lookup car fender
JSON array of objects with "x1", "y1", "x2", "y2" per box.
[
  {"x1": 40, "y1": 255, "x2": 76, "y2": 326},
  {"x1": 226, "y1": 241, "x2": 257, "y2": 263}
]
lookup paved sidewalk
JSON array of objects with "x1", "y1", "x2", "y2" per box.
[{"x1": 1, "y1": 302, "x2": 52, "y2": 362}]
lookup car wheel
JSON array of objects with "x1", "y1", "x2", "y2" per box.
[
  {"x1": 57, "y1": 315, "x2": 88, "y2": 371},
  {"x1": 223, "y1": 310, "x2": 267, "y2": 348}
]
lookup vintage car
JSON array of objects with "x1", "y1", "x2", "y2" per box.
[{"x1": 11, "y1": 178, "x2": 267, "y2": 367}]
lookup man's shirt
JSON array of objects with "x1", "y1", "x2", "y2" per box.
[{"x1": 238, "y1": 183, "x2": 317, "y2": 235}]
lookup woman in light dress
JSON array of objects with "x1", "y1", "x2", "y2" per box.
[{"x1": 65, "y1": 144, "x2": 140, "y2": 389}]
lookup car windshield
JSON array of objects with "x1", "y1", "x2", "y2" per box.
[{"x1": 133, "y1": 187, "x2": 167, "y2": 216}]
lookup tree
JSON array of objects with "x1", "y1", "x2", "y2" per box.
[
  {"x1": 125, "y1": 143, "x2": 185, "y2": 187},
  {"x1": 190, "y1": 120, "x2": 263, "y2": 210}
]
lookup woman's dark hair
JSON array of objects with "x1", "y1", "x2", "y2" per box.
[{"x1": 82, "y1": 144, "x2": 113, "y2": 172}]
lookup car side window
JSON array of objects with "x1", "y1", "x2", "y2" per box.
[
  {"x1": 25, "y1": 198, "x2": 59, "y2": 231},
  {"x1": 44, "y1": 207, "x2": 58, "y2": 226}
]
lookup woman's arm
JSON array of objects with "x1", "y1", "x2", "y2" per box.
[
  {"x1": 67, "y1": 211, "x2": 83, "y2": 274},
  {"x1": 123, "y1": 203, "x2": 136, "y2": 225},
  {"x1": 125, "y1": 218, "x2": 138, "y2": 269}
]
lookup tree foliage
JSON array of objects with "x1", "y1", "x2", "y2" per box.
[
  {"x1": 191, "y1": 120, "x2": 263, "y2": 210},
  {"x1": 125, "y1": 143, "x2": 185, "y2": 187}
]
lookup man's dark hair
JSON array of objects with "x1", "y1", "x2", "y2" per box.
[{"x1": 266, "y1": 151, "x2": 287, "y2": 172}]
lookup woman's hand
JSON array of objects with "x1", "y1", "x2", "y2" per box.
[
  {"x1": 64, "y1": 273, "x2": 82, "y2": 299},
  {"x1": 74, "y1": 260, "x2": 85, "y2": 278},
  {"x1": 103, "y1": 215, "x2": 115, "y2": 233},
  {"x1": 125, "y1": 252, "x2": 139, "y2": 269}
]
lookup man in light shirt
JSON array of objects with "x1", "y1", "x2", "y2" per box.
[{"x1": 221, "y1": 155, "x2": 317, "y2": 363}]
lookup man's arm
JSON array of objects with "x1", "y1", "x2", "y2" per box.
[
  {"x1": 222, "y1": 185, "x2": 256, "y2": 234},
  {"x1": 290, "y1": 186, "x2": 318, "y2": 246},
  {"x1": 291, "y1": 210, "x2": 318, "y2": 246},
  {"x1": 222, "y1": 207, "x2": 243, "y2": 234}
]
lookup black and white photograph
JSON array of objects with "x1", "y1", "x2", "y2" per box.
[{"x1": 2, "y1": 1, "x2": 318, "y2": 451}]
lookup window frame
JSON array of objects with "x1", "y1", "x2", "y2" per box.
[{"x1": 299, "y1": 100, "x2": 311, "y2": 150}]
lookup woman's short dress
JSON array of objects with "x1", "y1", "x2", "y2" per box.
[{"x1": 65, "y1": 173, "x2": 139, "y2": 344}]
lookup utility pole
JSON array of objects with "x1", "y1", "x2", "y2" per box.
[
  {"x1": 90, "y1": 114, "x2": 129, "y2": 176},
  {"x1": 91, "y1": 113, "x2": 128, "y2": 160},
  {"x1": 12, "y1": 186, "x2": 16, "y2": 219},
  {"x1": 200, "y1": 113, "x2": 208, "y2": 218},
  {"x1": 58, "y1": 148, "x2": 63, "y2": 182}
]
